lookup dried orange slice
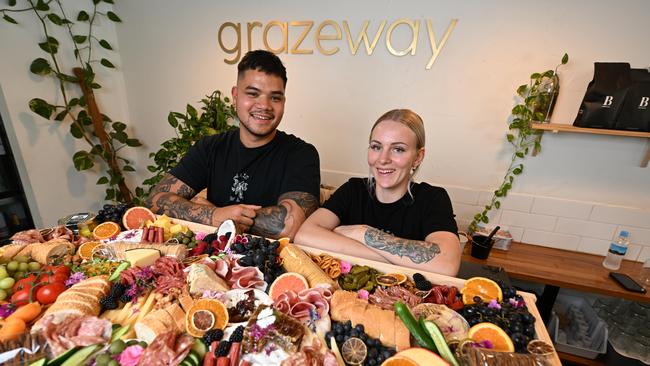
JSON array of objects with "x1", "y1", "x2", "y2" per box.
[
  {"x1": 185, "y1": 298, "x2": 228, "y2": 337},
  {"x1": 381, "y1": 357, "x2": 419, "y2": 366},
  {"x1": 527, "y1": 340, "x2": 554, "y2": 356},
  {"x1": 341, "y1": 337, "x2": 367, "y2": 365},
  {"x1": 468, "y1": 322, "x2": 514, "y2": 352},
  {"x1": 461, "y1": 277, "x2": 503, "y2": 304},
  {"x1": 77, "y1": 241, "x2": 102, "y2": 260},
  {"x1": 93, "y1": 222, "x2": 121, "y2": 240}
]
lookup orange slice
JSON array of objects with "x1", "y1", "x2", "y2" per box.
[
  {"x1": 341, "y1": 337, "x2": 367, "y2": 365},
  {"x1": 77, "y1": 241, "x2": 102, "y2": 260},
  {"x1": 381, "y1": 357, "x2": 419, "y2": 366},
  {"x1": 468, "y1": 322, "x2": 514, "y2": 352},
  {"x1": 185, "y1": 299, "x2": 228, "y2": 337},
  {"x1": 93, "y1": 222, "x2": 121, "y2": 240},
  {"x1": 461, "y1": 277, "x2": 503, "y2": 304}
]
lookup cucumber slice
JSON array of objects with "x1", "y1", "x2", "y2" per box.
[
  {"x1": 28, "y1": 358, "x2": 47, "y2": 366},
  {"x1": 186, "y1": 350, "x2": 201, "y2": 365},
  {"x1": 191, "y1": 338, "x2": 207, "y2": 359},
  {"x1": 61, "y1": 345, "x2": 99, "y2": 366},
  {"x1": 108, "y1": 261, "x2": 130, "y2": 282},
  {"x1": 110, "y1": 324, "x2": 131, "y2": 342},
  {"x1": 421, "y1": 319, "x2": 460, "y2": 366},
  {"x1": 47, "y1": 347, "x2": 78, "y2": 366}
]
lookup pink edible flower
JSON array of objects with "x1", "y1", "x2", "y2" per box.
[
  {"x1": 357, "y1": 289, "x2": 369, "y2": 300},
  {"x1": 118, "y1": 345, "x2": 144, "y2": 366},
  {"x1": 195, "y1": 232, "x2": 207, "y2": 241},
  {"x1": 340, "y1": 261, "x2": 352, "y2": 274},
  {"x1": 487, "y1": 299, "x2": 501, "y2": 310}
]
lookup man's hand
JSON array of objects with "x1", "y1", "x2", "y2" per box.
[
  {"x1": 334, "y1": 224, "x2": 369, "y2": 243},
  {"x1": 214, "y1": 204, "x2": 261, "y2": 232}
]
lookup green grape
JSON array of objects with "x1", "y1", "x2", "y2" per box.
[
  {"x1": 95, "y1": 354, "x2": 112, "y2": 366},
  {"x1": 0, "y1": 277, "x2": 15, "y2": 290},
  {"x1": 109, "y1": 340, "x2": 126, "y2": 355},
  {"x1": 0, "y1": 289, "x2": 6, "y2": 301},
  {"x1": 0, "y1": 266, "x2": 8, "y2": 279},
  {"x1": 18, "y1": 262, "x2": 28, "y2": 272},
  {"x1": 6, "y1": 261, "x2": 18, "y2": 272},
  {"x1": 13, "y1": 255, "x2": 29, "y2": 263},
  {"x1": 14, "y1": 271, "x2": 25, "y2": 280},
  {"x1": 28, "y1": 262, "x2": 41, "y2": 271}
]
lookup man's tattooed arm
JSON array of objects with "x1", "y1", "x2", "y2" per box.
[
  {"x1": 145, "y1": 173, "x2": 217, "y2": 225},
  {"x1": 363, "y1": 227, "x2": 441, "y2": 264},
  {"x1": 249, "y1": 191, "x2": 319, "y2": 240}
]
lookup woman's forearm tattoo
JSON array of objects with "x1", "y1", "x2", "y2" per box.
[{"x1": 363, "y1": 227, "x2": 440, "y2": 264}]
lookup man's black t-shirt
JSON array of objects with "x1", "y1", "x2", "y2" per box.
[
  {"x1": 170, "y1": 130, "x2": 320, "y2": 207},
  {"x1": 323, "y1": 178, "x2": 458, "y2": 240}
]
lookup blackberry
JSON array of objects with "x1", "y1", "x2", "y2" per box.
[
  {"x1": 413, "y1": 272, "x2": 433, "y2": 291},
  {"x1": 214, "y1": 340, "x2": 231, "y2": 357},
  {"x1": 100, "y1": 296, "x2": 119, "y2": 310},
  {"x1": 229, "y1": 325, "x2": 245, "y2": 343},
  {"x1": 201, "y1": 329, "x2": 224, "y2": 346},
  {"x1": 119, "y1": 293, "x2": 132, "y2": 303},
  {"x1": 111, "y1": 282, "x2": 127, "y2": 296}
]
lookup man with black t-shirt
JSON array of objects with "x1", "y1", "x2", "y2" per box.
[{"x1": 146, "y1": 50, "x2": 320, "y2": 240}]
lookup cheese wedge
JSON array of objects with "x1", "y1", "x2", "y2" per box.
[
  {"x1": 115, "y1": 301, "x2": 134, "y2": 325},
  {"x1": 124, "y1": 292, "x2": 149, "y2": 326},
  {"x1": 134, "y1": 292, "x2": 158, "y2": 324},
  {"x1": 125, "y1": 248, "x2": 161, "y2": 267}
]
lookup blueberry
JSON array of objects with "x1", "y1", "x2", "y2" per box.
[
  {"x1": 335, "y1": 334, "x2": 344, "y2": 343},
  {"x1": 355, "y1": 324, "x2": 365, "y2": 334}
]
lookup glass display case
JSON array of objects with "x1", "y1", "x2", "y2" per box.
[{"x1": 0, "y1": 113, "x2": 34, "y2": 244}]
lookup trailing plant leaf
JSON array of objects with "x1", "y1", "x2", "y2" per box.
[
  {"x1": 29, "y1": 98, "x2": 54, "y2": 119},
  {"x1": 77, "y1": 10, "x2": 89, "y2": 21},
  {"x1": 106, "y1": 11, "x2": 121, "y2": 22},
  {"x1": 30, "y1": 58, "x2": 51, "y2": 75},
  {"x1": 100, "y1": 58, "x2": 115, "y2": 68},
  {"x1": 47, "y1": 13, "x2": 64, "y2": 26},
  {"x1": 73, "y1": 151, "x2": 94, "y2": 170},
  {"x1": 99, "y1": 39, "x2": 112, "y2": 50},
  {"x1": 3, "y1": 14, "x2": 17, "y2": 24}
]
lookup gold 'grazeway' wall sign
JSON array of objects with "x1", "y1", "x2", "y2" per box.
[{"x1": 217, "y1": 19, "x2": 458, "y2": 70}]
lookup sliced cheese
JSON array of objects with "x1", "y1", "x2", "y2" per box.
[
  {"x1": 134, "y1": 291, "x2": 158, "y2": 324},
  {"x1": 125, "y1": 248, "x2": 161, "y2": 267},
  {"x1": 124, "y1": 292, "x2": 149, "y2": 326},
  {"x1": 115, "y1": 301, "x2": 133, "y2": 325}
]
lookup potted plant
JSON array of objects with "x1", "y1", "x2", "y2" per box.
[{"x1": 469, "y1": 54, "x2": 569, "y2": 233}]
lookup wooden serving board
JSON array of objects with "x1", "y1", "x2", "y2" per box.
[{"x1": 171, "y1": 217, "x2": 561, "y2": 366}]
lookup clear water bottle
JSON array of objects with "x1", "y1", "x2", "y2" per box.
[{"x1": 602, "y1": 230, "x2": 630, "y2": 270}]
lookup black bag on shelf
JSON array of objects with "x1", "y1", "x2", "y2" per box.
[
  {"x1": 614, "y1": 68, "x2": 650, "y2": 132},
  {"x1": 573, "y1": 62, "x2": 632, "y2": 129}
]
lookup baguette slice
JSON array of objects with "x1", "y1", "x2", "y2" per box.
[
  {"x1": 134, "y1": 317, "x2": 169, "y2": 344},
  {"x1": 164, "y1": 303, "x2": 186, "y2": 332}
]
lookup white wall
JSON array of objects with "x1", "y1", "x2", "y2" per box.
[{"x1": 1, "y1": 1, "x2": 648, "y2": 258}]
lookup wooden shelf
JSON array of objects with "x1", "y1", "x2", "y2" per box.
[{"x1": 531, "y1": 123, "x2": 650, "y2": 167}]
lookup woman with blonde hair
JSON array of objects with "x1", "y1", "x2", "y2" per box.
[{"x1": 295, "y1": 109, "x2": 461, "y2": 276}]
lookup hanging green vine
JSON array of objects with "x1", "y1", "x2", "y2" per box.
[
  {"x1": 469, "y1": 53, "x2": 569, "y2": 232},
  {"x1": 1, "y1": 0, "x2": 142, "y2": 203}
]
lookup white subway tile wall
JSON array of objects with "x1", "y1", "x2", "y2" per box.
[{"x1": 321, "y1": 172, "x2": 650, "y2": 262}]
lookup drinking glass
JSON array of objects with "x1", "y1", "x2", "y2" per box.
[{"x1": 639, "y1": 259, "x2": 650, "y2": 286}]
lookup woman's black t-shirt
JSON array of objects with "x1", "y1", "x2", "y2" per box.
[{"x1": 323, "y1": 178, "x2": 458, "y2": 240}]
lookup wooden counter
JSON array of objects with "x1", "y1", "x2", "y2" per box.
[{"x1": 462, "y1": 241, "x2": 649, "y2": 303}]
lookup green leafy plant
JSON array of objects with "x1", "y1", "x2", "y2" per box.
[
  {"x1": 143, "y1": 90, "x2": 237, "y2": 192},
  {"x1": 469, "y1": 53, "x2": 569, "y2": 233},
  {"x1": 1, "y1": 0, "x2": 141, "y2": 203}
]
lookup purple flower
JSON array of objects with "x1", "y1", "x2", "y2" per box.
[
  {"x1": 264, "y1": 343, "x2": 278, "y2": 356},
  {"x1": 136, "y1": 266, "x2": 154, "y2": 281},
  {"x1": 357, "y1": 289, "x2": 369, "y2": 300},
  {"x1": 65, "y1": 272, "x2": 86, "y2": 287},
  {"x1": 126, "y1": 284, "x2": 139, "y2": 298},
  {"x1": 195, "y1": 232, "x2": 207, "y2": 241},
  {"x1": 487, "y1": 299, "x2": 501, "y2": 310},
  {"x1": 0, "y1": 303, "x2": 16, "y2": 318}
]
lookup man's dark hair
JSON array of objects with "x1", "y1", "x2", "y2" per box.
[{"x1": 237, "y1": 50, "x2": 287, "y2": 87}]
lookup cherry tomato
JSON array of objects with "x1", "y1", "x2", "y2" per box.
[
  {"x1": 43, "y1": 265, "x2": 71, "y2": 277},
  {"x1": 38, "y1": 272, "x2": 68, "y2": 284},
  {"x1": 13, "y1": 275, "x2": 38, "y2": 292},
  {"x1": 10, "y1": 288, "x2": 32, "y2": 307},
  {"x1": 36, "y1": 283, "x2": 66, "y2": 305}
]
